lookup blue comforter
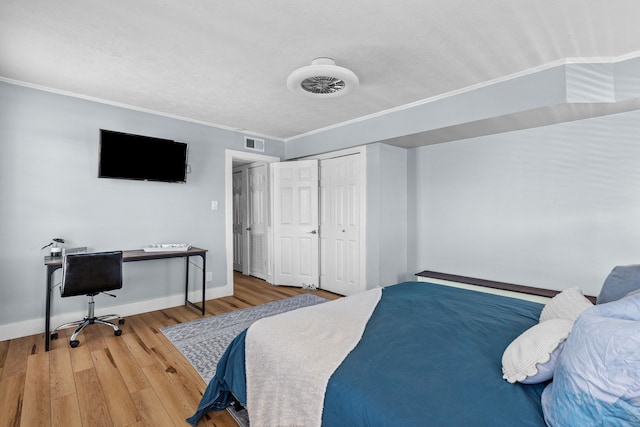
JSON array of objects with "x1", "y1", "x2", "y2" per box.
[{"x1": 188, "y1": 282, "x2": 547, "y2": 426}]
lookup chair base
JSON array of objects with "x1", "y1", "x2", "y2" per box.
[{"x1": 51, "y1": 314, "x2": 125, "y2": 348}]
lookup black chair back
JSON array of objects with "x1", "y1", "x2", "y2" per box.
[{"x1": 61, "y1": 251, "x2": 123, "y2": 297}]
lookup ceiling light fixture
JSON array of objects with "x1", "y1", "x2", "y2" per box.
[{"x1": 286, "y1": 58, "x2": 359, "y2": 98}]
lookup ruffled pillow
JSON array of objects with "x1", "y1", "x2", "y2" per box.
[
  {"x1": 539, "y1": 287, "x2": 593, "y2": 323},
  {"x1": 502, "y1": 319, "x2": 573, "y2": 384}
]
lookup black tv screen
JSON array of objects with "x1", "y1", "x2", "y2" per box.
[{"x1": 98, "y1": 129, "x2": 188, "y2": 183}]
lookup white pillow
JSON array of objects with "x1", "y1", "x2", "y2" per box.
[
  {"x1": 539, "y1": 287, "x2": 593, "y2": 323},
  {"x1": 502, "y1": 319, "x2": 573, "y2": 384}
]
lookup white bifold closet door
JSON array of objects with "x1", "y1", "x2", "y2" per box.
[
  {"x1": 319, "y1": 154, "x2": 361, "y2": 296},
  {"x1": 272, "y1": 159, "x2": 319, "y2": 288}
]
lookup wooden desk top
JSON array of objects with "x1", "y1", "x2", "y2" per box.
[{"x1": 44, "y1": 247, "x2": 207, "y2": 266}]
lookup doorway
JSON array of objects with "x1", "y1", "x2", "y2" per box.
[
  {"x1": 225, "y1": 147, "x2": 366, "y2": 296},
  {"x1": 225, "y1": 150, "x2": 280, "y2": 289},
  {"x1": 233, "y1": 162, "x2": 269, "y2": 280}
]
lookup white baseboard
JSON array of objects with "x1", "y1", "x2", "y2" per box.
[{"x1": 0, "y1": 286, "x2": 232, "y2": 342}]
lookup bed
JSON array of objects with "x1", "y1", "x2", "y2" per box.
[{"x1": 187, "y1": 270, "x2": 640, "y2": 426}]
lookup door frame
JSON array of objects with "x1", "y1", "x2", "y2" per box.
[
  {"x1": 232, "y1": 163, "x2": 269, "y2": 278},
  {"x1": 225, "y1": 150, "x2": 280, "y2": 290}
]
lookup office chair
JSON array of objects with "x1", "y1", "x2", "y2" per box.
[{"x1": 50, "y1": 251, "x2": 126, "y2": 348}]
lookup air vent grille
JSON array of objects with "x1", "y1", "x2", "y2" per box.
[{"x1": 244, "y1": 136, "x2": 265, "y2": 152}]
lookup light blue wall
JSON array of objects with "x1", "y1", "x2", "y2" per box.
[
  {"x1": 406, "y1": 109, "x2": 640, "y2": 297},
  {"x1": 365, "y1": 143, "x2": 408, "y2": 288},
  {"x1": 0, "y1": 81, "x2": 284, "y2": 336}
]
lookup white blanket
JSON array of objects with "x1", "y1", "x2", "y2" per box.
[{"x1": 245, "y1": 287, "x2": 382, "y2": 427}]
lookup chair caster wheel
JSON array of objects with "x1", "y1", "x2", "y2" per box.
[
  {"x1": 51, "y1": 332, "x2": 58, "y2": 340},
  {"x1": 70, "y1": 340, "x2": 80, "y2": 348},
  {"x1": 118, "y1": 318, "x2": 125, "y2": 325},
  {"x1": 114, "y1": 330, "x2": 122, "y2": 336}
]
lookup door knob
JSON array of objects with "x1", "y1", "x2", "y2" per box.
[
  {"x1": 246, "y1": 227, "x2": 252, "y2": 231},
  {"x1": 307, "y1": 230, "x2": 317, "y2": 234}
]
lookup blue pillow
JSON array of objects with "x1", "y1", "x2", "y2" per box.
[
  {"x1": 598, "y1": 265, "x2": 640, "y2": 304},
  {"x1": 541, "y1": 294, "x2": 640, "y2": 426}
]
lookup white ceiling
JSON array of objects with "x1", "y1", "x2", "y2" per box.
[{"x1": 1, "y1": 0, "x2": 640, "y2": 143}]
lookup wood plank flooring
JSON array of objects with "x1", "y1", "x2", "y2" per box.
[{"x1": 0, "y1": 273, "x2": 340, "y2": 427}]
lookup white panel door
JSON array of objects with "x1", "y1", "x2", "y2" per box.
[
  {"x1": 232, "y1": 171, "x2": 244, "y2": 272},
  {"x1": 248, "y1": 164, "x2": 268, "y2": 280},
  {"x1": 272, "y1": 159, "x2": 319, "y2": 288},
  {"x1": 320, "y1": 154, "x2": 361, "y2": 295}
]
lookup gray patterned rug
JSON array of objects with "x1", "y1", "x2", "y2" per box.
[{"x1": 161, "y1": 294, "x2": 327, "y2": 426}]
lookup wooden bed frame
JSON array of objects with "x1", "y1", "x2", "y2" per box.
[{"x1": 416, "y1": 270, "x2": 597, "y2": 304}]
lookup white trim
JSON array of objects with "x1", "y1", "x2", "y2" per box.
[
  {"x1": 225, "y1": 150, "x2": 281, "y2": 291},
  {"x1": 0, "y1": 288, "x2": 229, "y2": 342},
  {"x1": 0, "y1": 76, "x2": 281, "y2": 142},
  {"x1": 415, "y1": 276, "x2": 551, "y2": 305}
]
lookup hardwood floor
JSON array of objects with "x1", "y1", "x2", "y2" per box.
[{"x1": 0, "y1": 273, "x2": 340, "y2": 427}]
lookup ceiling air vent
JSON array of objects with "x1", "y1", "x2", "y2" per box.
[{"x1": 244, "y1": 136, "x2": 265, "y2": 152}]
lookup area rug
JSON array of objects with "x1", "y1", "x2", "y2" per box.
[{"x1": 161, "y1": 294, "x2": 327, "y2": 426}]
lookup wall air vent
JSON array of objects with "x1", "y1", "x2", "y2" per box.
[{"x1": 244, "y1": 136, "x2": 265, "y2": 152}]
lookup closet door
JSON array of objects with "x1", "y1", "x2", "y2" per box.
[
  {"x1": 320, "y1": 154, "x2": 361, "y2": 295},
  {"x1": 232, "y1": 171, "x2": 244, "y2": 272},
  {"x1": 248, "y1": 164, "x2": 269, "y2": 280},
  {"x1": 272, "y1": 160, "x2": 319, "y2": 288}
]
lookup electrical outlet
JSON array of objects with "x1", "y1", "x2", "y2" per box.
[{"x1": 206, "y1": 272, "x2": 213, "y2": 282}]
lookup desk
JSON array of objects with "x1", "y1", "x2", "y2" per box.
[{"x1": 44, "y1": 247, "x2": 207, "y2": 351}]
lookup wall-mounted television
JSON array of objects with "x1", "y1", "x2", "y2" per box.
[{"x1": 98, "y1": 129, "x2": 188, "y2": 183}]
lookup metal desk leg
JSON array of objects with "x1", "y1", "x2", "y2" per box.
[
  {"x1": 45, "y1": 265, "x2": 57, "y2": 351},
  {"x1": 201, "y1": 254, "x2": 206, "y2": 314},
  {"x1": 184, "y1": 254, "x2": 205, "y2": 315},
  {"x1": 184, "y1": 256, "x2": 190, "y2": 307}
]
